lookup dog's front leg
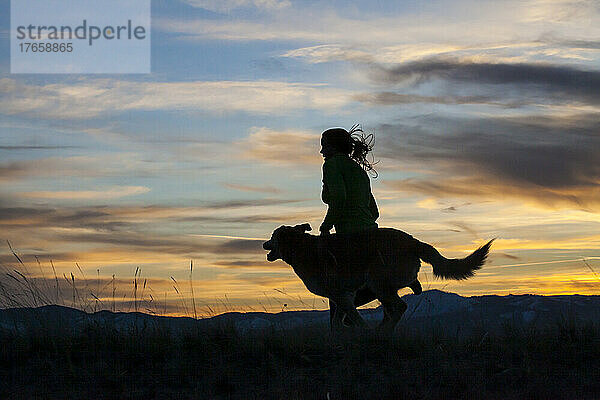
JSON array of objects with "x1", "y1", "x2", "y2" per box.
[
  {"x1": 329, "y1": 299, "x2": 338, "y2": 330},
  {"x1": 329, "y1": 298, "x2": 349, "y2": 331},
  {"x1": 330, "y1": 293, "x2": 368, "y2": 330}
]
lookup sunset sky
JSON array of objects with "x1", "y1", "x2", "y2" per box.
[{"x1": 1, "y1": 0, "x2": 599, "y2": 316}]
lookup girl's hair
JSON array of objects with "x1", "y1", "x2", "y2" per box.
[{"x1": 322, "y1": 124, "x2": 379, "y2": 178}]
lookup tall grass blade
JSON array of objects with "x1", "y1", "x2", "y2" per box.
[{"x1": 190, "y1": 260, "x2": 197, "y2": 319}]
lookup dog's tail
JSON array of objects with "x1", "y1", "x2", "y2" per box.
[{"x1": 417, "y1": 239, "x2": 494, "y2": 280}]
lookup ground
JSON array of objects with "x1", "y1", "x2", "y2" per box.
[{"x1": 1, "y1": 320, "x2": 599, "y2": 399}]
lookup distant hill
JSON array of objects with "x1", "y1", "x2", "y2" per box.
[{"x1": 1, "y1": 290, "x2": 599, "y2": 335}]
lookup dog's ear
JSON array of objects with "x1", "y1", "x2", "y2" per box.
[{"x1": 293, "y1": 223, "x2": 312, "y2": 232}]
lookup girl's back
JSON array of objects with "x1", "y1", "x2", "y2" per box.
[
  {"x1": 322, "y1": 152, "x2": 378, "y2": 234},
  {"x1": 319, "y1": 125, "x2": 379, "y2": 235}
]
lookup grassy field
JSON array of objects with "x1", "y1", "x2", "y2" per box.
[
  {"x1": 1, "y1": 318, "x2": 599, "y2": 400},
  {"x1": 1, "y1": 246, "x2": 599, "y2": 399}
]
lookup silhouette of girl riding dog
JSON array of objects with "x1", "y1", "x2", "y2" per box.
[
  {"x1": 263, "y1": 125, "x2": 492, "y2": 331},
  {"x1": 319, "y1": 125, "x2": 423, "y2": 323}
]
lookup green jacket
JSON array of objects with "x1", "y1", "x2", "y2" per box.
[{"x1": 321, "y1": 154, "x2": 379, "y2": 234}]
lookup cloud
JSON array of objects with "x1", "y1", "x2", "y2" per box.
[
  {"x1": 182, "y1": 0, "x2": 290, "y2": 12},
  {"x1": 0, "y1": 201, "x2": 311, "y2": 228},
  {"x1": 283, "y1": 39, "x2": 599, "y2": 71},
  {"x1": 0, "y1": 161, "x2": 29, "y2": 181},
  {"x1": 0, "y1": 152, "x2": 216, "y2": 182},
  {"x1": 0, "y1": 145, "x2": 81, "y2": 150},
  {"x1": 201, "y1": 198, "x2": 303, "y2": 209},
  {"x1": 377, "y1": 112, "x2": 600, "y2": 210},
  {"x1": 0, "y1": 78, "x2": 352, "y2": 119},
  {"x1": 154, "y1": 13, "x2": 378, "y2": 42},
  {"x1": 0, "y1": 206, "x2": 56, "y2": 221},
  {"x1": 236, "y1": 127, "x2": 322, "y2": 165},
  {"x1": 386, "y1": 177, "x2": 600, "y2": 211},
  {"x1": 0, "y1": 206, "x2": 135, "y2": 232},
  {"x1": 0, "y1": 199, "x2": 318, "y2": 248},
  {"x1": 219, "y1": 238, "x2": 265, "y2": 253},
  {"x1": 448, "y1": 273, "x2": 600, "y2": 296},
  {"x1": 157, "y1": 0, "x2": 600, "y2": 73},
  {"x1": 154, "y1": 2, "x2": 544, "y2": 45},
  {"x1": 522, "y1": 0, "x2": 600, "y2": 23},
  {"x1": 180, "y1": 210, "x2": 318, "y2": 224},
  {"x1": 352, "y1": 92, "x2": 517, "y2": 107},
  {"x1": 19, "y1": 186, "x2": 150, "y2": 200},
  {"x1": 52, "y1": 231, "x2": 265, "y2": 257},
  {"x1": 0, "y1": 251, "x2": 79, "y2": 265},
  {"x1": 537, "y1": 33, "x2": 600, "y2": 50},
  {"x1": 0, "y1": 198, "x2": 317, "y2": 270},
  {"x1": 368, "y1": 58, "x2": 600, "y2": 105},
  {"x1": 212, "y1": 259, "x2": 275, "y2": 269},
  {"x1": 281, "y1": 43, "x2": 509, "y2": 65},
  {"x1": 282, "y1": 45, "x2": 375, "y2": 64},
  {"x1": 0, "y1": 152, "x2": 159, "y2": 182},
  {"x1": 446, "y1": 221, "x2": 480, "y2": 239},
  {"x1": 221, "y1": 182, "x2": 282, "y2": 194}
]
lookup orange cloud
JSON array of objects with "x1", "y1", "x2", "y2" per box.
[
  {"x1": 236, "y1": 127, "x2": 321, "y2": 166},
  {"x1": 384, "y1": 177, "x2": 600, "y2": 212},
  {"x1": 19, "y1": 186, "x2": 150, "y2": 200}
]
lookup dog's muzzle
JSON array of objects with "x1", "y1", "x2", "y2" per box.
[{"x1": 263, "y1": 240, "x2": 277, "y2": 261}]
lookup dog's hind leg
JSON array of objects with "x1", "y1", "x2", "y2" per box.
[{"x1": 376, "y1": 290, "x2": 408, "y2": 333}]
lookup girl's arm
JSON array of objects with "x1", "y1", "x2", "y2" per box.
[
  {"x1": 369, "y1": 192, "x2": 379, "y2": 220},
  {"x1": 320, "y1": 159, "x2": 346, "y2": 233}
]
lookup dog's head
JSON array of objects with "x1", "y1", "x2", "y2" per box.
[{"x1": 263, "y1": 223, "x2": 311, "y2": 262}]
